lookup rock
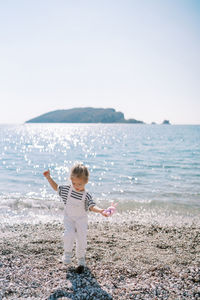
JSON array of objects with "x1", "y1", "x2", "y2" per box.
[{"x1": 162, "y1": 120, "x2": 171, "y2": 125}]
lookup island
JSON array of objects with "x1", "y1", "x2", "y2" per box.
[
  {"x1": 162, "y1": 120, "x2": 171, "y2": 125},
  {"x1": 26, "y1": 107, "x2": 145, "y2": 124}
]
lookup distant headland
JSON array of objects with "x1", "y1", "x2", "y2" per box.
[
  {"x1": 26, "y1": 107, "x2": 145, "y2": 124},
  {"x1": 26, "y1": 107, "x2": 171, "y2": 125}
]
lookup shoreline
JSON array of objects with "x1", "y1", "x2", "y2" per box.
[
  {"x1": 1, "y1": 214, "x2": 200, "y2": 299},
  {"x1": 1, "y1": 206, "x2": 200, "y2": 229}
]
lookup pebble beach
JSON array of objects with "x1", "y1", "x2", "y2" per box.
[{"x1": 1, "y1": 212, "x2": 200, "y2": 300}]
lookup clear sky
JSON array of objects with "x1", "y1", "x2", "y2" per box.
[{"x1": 0, "y1": 0, "x2": 199, "y2": 124}]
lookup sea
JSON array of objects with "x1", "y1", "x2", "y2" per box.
[{"x1": 0, "y1": 123, "x2": 200, "y2": 226}]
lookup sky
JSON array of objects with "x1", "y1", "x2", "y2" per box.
[{"x1": 0, "y1": 0, "x2": 199, "y2": 125}]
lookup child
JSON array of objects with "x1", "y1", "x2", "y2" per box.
[{"x1": 43, "y1": 163, "x2": 108, "y2": 273}]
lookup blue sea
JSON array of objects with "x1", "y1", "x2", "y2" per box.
[{"x1": 0, "y1": 124, "x2": 200, "y2": 225}]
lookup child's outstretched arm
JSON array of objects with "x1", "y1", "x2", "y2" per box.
[
  {"x1": 43, "y1": 170, "x2": 58, "y2": 191},
  {"x1": 89, "y1": 205, "x2": 109, "y2": 217}
]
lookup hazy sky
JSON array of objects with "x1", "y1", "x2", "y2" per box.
[{"x1": 0, "y1": 0, "x2": 199, "y2": 124}]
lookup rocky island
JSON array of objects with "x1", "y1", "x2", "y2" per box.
[
  {"x1": 162, "y1": 120, "x2": 171, "y2": 125},
  {"x1": 26, "y1": 107, "x2": 144, "y2": 124}
]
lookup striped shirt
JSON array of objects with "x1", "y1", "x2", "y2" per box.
[{"x1": 58, "y1": 185, "x2": 96, "y2": 211}]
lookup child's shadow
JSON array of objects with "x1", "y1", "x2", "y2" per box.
[{"x1": 48, "y1": 266, "x2": 113, "y2": 300}]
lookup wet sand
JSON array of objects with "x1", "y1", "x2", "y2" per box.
[{"x1": 0, "y1": 213, "x2": 200, "y2": 299}]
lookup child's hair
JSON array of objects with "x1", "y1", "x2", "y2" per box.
[{"x1": 70, "y1": 163, "x2": 89, "y2": 182}]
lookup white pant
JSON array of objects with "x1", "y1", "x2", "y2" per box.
[{"x1": 63, "y1": 215, "x2": 88, "y2": 259}]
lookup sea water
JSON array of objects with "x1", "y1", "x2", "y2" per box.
[{"x1": 0, "y1": 124, "x2": 200, "y2": 225}]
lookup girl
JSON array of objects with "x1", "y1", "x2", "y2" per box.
[{"x1": 43, "y1": 163, "x2": 108, "y2": 273}]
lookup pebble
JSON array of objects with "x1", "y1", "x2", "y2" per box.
[{"x1": 0, "y1": 220, "x2": 200, "y2": 299}]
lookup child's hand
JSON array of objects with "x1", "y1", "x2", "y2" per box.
[
  {"x1": 102, "y1": 203, "x2": 117, "y2": 217},
  {"x1": 101, "y1": 210, "x2": 110, "y2": 217},
  {"x1": 43, "y1": 170, "x2": 50, "y2": 178}
]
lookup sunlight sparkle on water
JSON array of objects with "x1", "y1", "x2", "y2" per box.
[{"x1": 0, "y1": 124, "x2": 200, "y2": 226}]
